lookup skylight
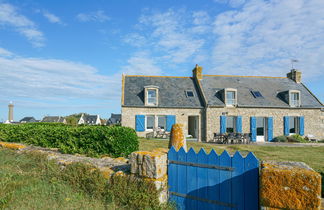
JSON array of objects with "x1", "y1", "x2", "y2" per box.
[
  {"x1": 186, "y1": 90, "x2": 194, "y2": 97},
  {"x1": 251, "y1": 91, "x2": 263, "y2": 98}
]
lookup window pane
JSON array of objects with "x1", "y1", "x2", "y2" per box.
[
  {"x1": 186, "y1": 91, "x2": 194, "y2": 97},
  {"x1": 256, "y1": 117, "x2": 264, "y2": 135},
  {"x1": 226, "y1": 116, "x2": 235, "y2": 133},
  {"x1": 226, "y1": 91, "x2": 236, "y2": 105},
  {"x1": 147, "y1": 90, "x2": 157, "y2": 104},
  {"x1": 147, "y1": 116, "x2": 155, "y2": 129},
  {"x1": 158, "y1": 116, "x2": 166, "y2": 129},
  {"x1": 289, "y1": 116, "x2": 296, "y2": 133}
]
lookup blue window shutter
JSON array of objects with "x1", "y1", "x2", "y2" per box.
[
  {"x1": 284, "y1": 116, "x2": 289, "y2": 136},
  {"x1": 299, "y1": 116, "x2": 304, "y2": 136},
  {"x1": 267, "y1": 117, "x2": 273, "y2": 142},
  {"x1": 236, "y1": 116, "x2": 242, "y2": 133},
  {"x1": 166, "y1": 115, "x2": 176, "y2": 132},
  {"x1": 220, "y1": 116, "x2": 226, "y2": 134},
  {"x1": 250, "y1": 117, "x2": 256, "y2": 142},
  {"x1": 135, "y1": 115, "x2": 145, "y2": 132}
]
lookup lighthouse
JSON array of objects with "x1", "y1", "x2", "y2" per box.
[{"x1": 8, "y1": 101, "x2": 14, "y2": 122}]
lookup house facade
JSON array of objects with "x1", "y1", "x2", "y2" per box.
[{"x1": 121, "y1": 65, "x2": 324, "y2": 142}]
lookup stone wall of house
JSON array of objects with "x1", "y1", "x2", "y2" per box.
[
  {"x1": 205, "y1": 107, "x2": 324, "y2": 141},
  {"x1": 122, "y1": 107, "x2": 204, "y2": 142}
]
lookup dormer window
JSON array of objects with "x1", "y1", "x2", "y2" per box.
[
  {"x1": 289, "y1": 90, "x2": 300, "y2": 107},
  {"x1": 225, "y1": 88, "x2": 237, "y2": 106},
  {"x1": 144, "y1": 86, "x2": 159, "y2": 106}
]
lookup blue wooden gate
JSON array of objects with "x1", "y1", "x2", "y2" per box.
[{"x1": 168, "y1": 147, "x2": 259, "y2": 210}]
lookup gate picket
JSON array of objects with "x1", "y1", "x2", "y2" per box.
[
  {"x1": 197, "y1": 149, "x2": 208, "y2": 210},
  {"x1": 219, "y1": 150, "x2": 232, "y2": 209},
  {"x1": 186, "y1": 148, "x2": 197, "y2": 210},
  {"x1": 207, "y1": 149, "x2": 220, "y2": 210},
  {"x1": 167, "y1": 147, "x2": 259, "y2": 210},
  {"x1": 178, "y1": 147, "x2": 187, "y2": 209},
  {"x1": 168, "y1": 146, "x2": 178, "y2": 207},
  {"x1": 232, "y1": 151, "x2": 245, "y2": 210},
  {"x1": 244, "y1": 152, "x2": 259, "y2": 210}
]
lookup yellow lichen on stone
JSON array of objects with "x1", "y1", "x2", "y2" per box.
[
  {"x1": 114, "y1": 171, "x2": 125, "y2": 177},
  {"x1": 260, "y1": 161, "x2": 321, "y2": 210},
  {"x1": 99, "y1": 167, "x2": 115, "y2": 179},
  {"x1": 114, "y1": 157, "x2": 128, "y2": 163},
  {"x1": 169, "y1": 123, "x2": 187, "y2": 151},
  {"x1": 0, "y1": 141, "x2": 26, "y2": 150}
]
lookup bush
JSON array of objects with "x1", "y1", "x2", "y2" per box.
[
  {"x1": 272, "y1": 136, "x2": 288, "y2": 142},
  {"x1": 288, "y1": 134, "x2": 308, "y2": 143},
  {"x1": 0, "y1": 123, "x2": 138, "y2": 157}
]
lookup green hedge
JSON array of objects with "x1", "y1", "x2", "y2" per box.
[{"x1": 0, "y1": 123, "x2": 138, "y2": 157}]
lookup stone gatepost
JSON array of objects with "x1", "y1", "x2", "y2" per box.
[
  {"x1": 129, "y1": 148, "x2": 169, "y2": 203},
  {"x1": 260, "y1": 161, "x2": 322, "y2": 210},
  {"x1": 168, "y1": 123, "x2": 187, "y2": 151}
]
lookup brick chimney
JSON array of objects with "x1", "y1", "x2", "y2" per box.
[
  {"x1": 287, "y1": 69, "x2": 302, "y2": 83},
  {"x1": 193, "y1": 64, "x2": 203, "y2": 80},
  {"x1": 8, "y1": 102, "x2": 14, "y2": 122}
]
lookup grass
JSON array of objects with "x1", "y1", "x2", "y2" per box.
[
  {"x1": 140, "y1": 138, "x2": 324, "y2": 197},
  {"x1": 0, "y1": 148, "x2": 109, "y2": 210},
  {"x1": 0, "y1": 148, "x2": 172, "y2": 210}
]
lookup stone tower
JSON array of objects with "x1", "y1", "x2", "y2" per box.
[{"x1": 8, "y1": 102, "x2": 14, "y2": 122}]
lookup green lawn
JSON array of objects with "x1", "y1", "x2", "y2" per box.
[
  {"x1": 140, "y1": 138, "x2": 324, "y2": 196},
  {"x1": 0, "y1": 148, "x2": 112, "y2": 210}
]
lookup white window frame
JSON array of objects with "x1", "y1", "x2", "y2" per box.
[
  {"x1": 144, "y1": 86, "x2": 159, "y2": 106},
  {"x1": 289, "y1": 90, "x2": 301, "y2": 107},
  {"x1": 225, "y1": 88, "x2": 237, "y2": 107}
]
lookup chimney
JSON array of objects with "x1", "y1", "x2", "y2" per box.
[
  {"x1": 8, "y1": 102, "x2": 14, "y2": 122},
  {"x1": 287, "y1": 69, "x2": 302, "y2": 83},
  {"x1": 193, "y1": 64, "x2": 203, "y2": 80}
]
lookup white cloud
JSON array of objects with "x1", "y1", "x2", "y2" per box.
[
  {"x1": 0, "y1": 3, "x2": 45, "y2": 47},
  {"x1": 121, "y1": 51, "x2": 162, "y2": 75},
  {"x1": 130, "y1": 9, "x2": 210, "y2": 64},
  {"x1": 0, "y1": 47, "x2": 13, "y2": 57},
  {"x1": 76, "y1": 10, "x2": 110, "y2": 22},
  {"x1": 214, "y1": 0, "x2": 246, "y2": 8},
  {"x1": 0, "y1": 48, "x2": 119, "y2": 101},
  {"x1": 210, "y1": 0, "x2": 324, "y2": 80},
  {"x1": 42, "y1": 11, "x2": 62, "y2": 24}
]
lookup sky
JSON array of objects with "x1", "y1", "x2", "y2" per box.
[{"x1": 0, "y1": 0, "x2": 323, "y2": 121}]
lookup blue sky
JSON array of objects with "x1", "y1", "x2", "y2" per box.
[{"x1": 0, "y1": 0, "x2": 323, "y2": 121}]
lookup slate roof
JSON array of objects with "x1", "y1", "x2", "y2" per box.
[
  {"x1": 20, "y1": 117, "x2": 37, "y2": 123},
  {"x1": 42, "y1": 116, "x2": 65, "y2": 123},
  {"x1": 107, "y1": 114, "x2": 121, "y2": 125},
  {"x1": 83, "y1": 115, "x2": 99, "y2": 124},
  {"x1": 123, "y1": 76, "x2": 204, "y2": 108},
  {"x1": 200, "y1": 76, "x2": 323, "y2": 108}
]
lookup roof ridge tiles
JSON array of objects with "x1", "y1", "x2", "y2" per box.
[{"x1": 203, "y1": 74, "x2": 287, "y2": 79}]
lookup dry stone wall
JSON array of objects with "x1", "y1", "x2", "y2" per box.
[{"x1": 260, "y1": 160, "x2": 322, "y2": 210}]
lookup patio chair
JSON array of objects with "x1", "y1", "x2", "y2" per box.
[
  {"x1": 243, "y1": 133, "x2": 251, "y2": 144},
  {"x1": 235, "y1": 133, "x2": 243, "y2": 144},
  {"x1": 227, "y1": 133, "x2": 235, "y2": 144}
]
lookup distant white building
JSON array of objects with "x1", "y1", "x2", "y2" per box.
[{"x1": 78, "y1": 113, "x2": 101, "y2": 125}]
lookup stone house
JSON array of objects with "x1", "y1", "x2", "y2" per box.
[
  {"x1": 42, "y1": 116, "x2": 67, "y2": 124},
  {"x1": 121, "y1": 65, "x2": 324, "y2": 142},
  {"x1": 20, "y1": 117, "x2": 38, "y2": 123}
]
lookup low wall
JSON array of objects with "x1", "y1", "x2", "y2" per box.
[
  {"x1": 260, "y1": 160, "x2": 322, "y2": 210},
  {"x1": 129, "y1": 148, "x2": 169, "y2": 203}
]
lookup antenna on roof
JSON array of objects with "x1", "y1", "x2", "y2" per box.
[{"x1": 291, "y1": 59, "x2": 298, "y2": 69}]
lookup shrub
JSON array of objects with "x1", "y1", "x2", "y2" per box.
[
  {"x1": 288, "y1": 134, "x2": 308, "y2": 143},
  {"x1": 272, "y1": 136, "x2": 288, "y2": 142},
  {"x1": 0, "y1": 123, "x2": 138, "y2": 157},
  {"x1": 105, "y1": 175, "x2": 171, "y2": 210}
]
